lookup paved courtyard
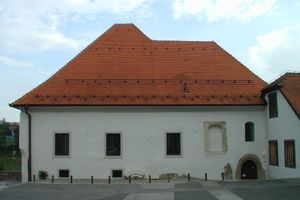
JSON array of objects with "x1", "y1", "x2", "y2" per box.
[{"x1": 1, "y1": 179, "x2": 300, "y2": 200}]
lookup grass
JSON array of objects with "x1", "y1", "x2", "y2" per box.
[{"x1": 0, "y1": 155, "x2": 21, "y2": 171}]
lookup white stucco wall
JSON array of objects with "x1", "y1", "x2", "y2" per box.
[
  {"x1": 266, "y1": 91, "x2": 300, "y2": 178},
  {"x1": 19, "y1": 106, "x2": 267, "y2": 182}
]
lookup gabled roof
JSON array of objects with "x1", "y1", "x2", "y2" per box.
[
  {"x1": 11, "y1": 23, "x2": 266, "y2": 107},
  {"x1": 262, "y1": 72, "x2": 300, "y2": 118}
]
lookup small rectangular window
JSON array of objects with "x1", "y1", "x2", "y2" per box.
[
  {"x1": 269, "y1": 140, "x2": 278, "y2": 166},
  {"x1": 55, "y1": 133, "x2": 69, "y2": 156},
  {"x1": 106, "y1": 133, "x2": 121, "y2": 156},
  {"x1": 112, "y1": 170, "x2": 123, "y2": 178},
  {"x1": 59, "y1": 169, "x2": 69, "y2": 178},
  {"x1": 166, "y1": 133, "x2": 181, "y2": 156},
  {"x1": 268, "y1": 92, "x2": 278, "y2": 118},
  {"x1": 285, "y1": 140, "x2": 296, "y2": 168}
]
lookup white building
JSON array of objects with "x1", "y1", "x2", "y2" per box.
[{"x1": 10, "y1": 24, "x2": 299, "y2": 182}]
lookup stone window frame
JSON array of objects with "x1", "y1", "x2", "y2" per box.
[
  {"x1": 53, "y1": 132, "x2": 71, "y2": 158},
  {"x1": 165, "y1": 132, "x2": 183, "y2": 158},
  {"x1": 105, "y1": 132, "x2": 123, "y2": 159},
  {"x1": 204, "y1": 121, "x2": 227, "y2": 155}
]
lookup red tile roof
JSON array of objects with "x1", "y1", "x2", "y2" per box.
[
  {"x1": 12, "y1": 23, "x2": 266, "y2": 107},
  {"x1": 263, "y1": 73, "x2": 300, "y2": 118}
]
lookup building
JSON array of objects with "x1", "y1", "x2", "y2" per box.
[
  {"x1": 10, "y1": 24, "x2": 299, "y2": 182},
  {"x1": 262, "y1": 73, "x2": 300, "y2": 178}
]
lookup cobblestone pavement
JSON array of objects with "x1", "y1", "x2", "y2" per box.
[{"x1": 1, "y1": 179, "x2": 300, "y2": 200}]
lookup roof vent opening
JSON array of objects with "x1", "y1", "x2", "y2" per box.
[{"x1": 183, "y1": 82, "x2": 189, "y2": 93}]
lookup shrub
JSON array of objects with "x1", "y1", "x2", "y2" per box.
[{"x1": 38, "y1": 170, "x2": 48, "y2": 180}]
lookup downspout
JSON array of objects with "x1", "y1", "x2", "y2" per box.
[{"x1": 24, "y1": 106, "x2": 32, "y2": 182}]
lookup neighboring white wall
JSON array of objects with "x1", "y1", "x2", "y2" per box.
[
  {"x1": 266, "y1": 91, "x2": 300, "y2": 178},
  {"x1": 20, "y1": 106, "x2": 267, "y2": 181}
]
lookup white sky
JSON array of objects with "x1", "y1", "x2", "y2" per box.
[{"x1": 1, "y1": 0, "x2": 299, "y2": 121}]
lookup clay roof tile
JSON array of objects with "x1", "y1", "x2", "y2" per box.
[{"x1": 12, "y1": 23, "x2": 266, "y2": 107}]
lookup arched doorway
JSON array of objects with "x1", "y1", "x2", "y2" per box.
[
  {"x1": 235, "y1": 154, "x2": 265, "y2": 180},
  {"x1": 241, "y1": 160, "x2": 257, "y2": 179}
]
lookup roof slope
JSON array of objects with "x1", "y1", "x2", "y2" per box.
[
  {"x1": 12, "y1": 23, "x2": 266, "y2": 107},
  {"x1": 263, "y1": 73, "x2": 300, "y2": 118}
]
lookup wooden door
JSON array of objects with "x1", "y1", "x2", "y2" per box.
[{"x1": 241, "y1": 160, "x2": 257, "y2": 179}]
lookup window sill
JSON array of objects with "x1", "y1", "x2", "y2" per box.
[
  {"x1": 53, "y1": 155, "x2": 71, "y2": 158},
  {"x1": 165, "y1": 155, "x2": 182, "y2": 158},
  {"x1": 285, "y1": 166, "x2": 296, "y2": 169},
  {"x1": 105, "y1": 155, "x2": 122, "y2": 159}
]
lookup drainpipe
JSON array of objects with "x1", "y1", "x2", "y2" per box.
[{"x1": 24, "y1": 106, "x2": 32, "y2": 182}]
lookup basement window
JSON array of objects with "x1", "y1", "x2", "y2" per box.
[
  {"x1": 166, "y1": 133, "x2": 181, "y2": 156},
  {"x1": 59, "y1": 169, "x2": 70, "y2": 178},
  {"x1": 54, "y1": 133, "x2": 70, "y2": 156},
  {"x1": 106, "y1": 133, "x2": 121, "y2": 157},
  {"x1": 112, "y1": 170, "x2": 123, "y2": 178}
]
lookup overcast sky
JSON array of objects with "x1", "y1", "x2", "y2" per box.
[{"x1": 1, "y1": 0, "x2": 300, "y2": 122}]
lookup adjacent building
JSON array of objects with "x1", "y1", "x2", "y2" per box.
[{"x1": 262, "y1": 73, "x2": 300, "y2": 178}]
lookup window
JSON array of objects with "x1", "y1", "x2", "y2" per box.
[
  {"x1": 59, "y1": 169, "x2": 69, "y2": 178},
  {"x1": 55, "y1": 133, "x2": 69, "y2": 156},
  {"x1": 112, "y1": 170, "x2": 123, "y2": 178},
  {"x1": 245, "y1": 122, "x2": 255, "y2": 142},
  {"x1": 269, "y1": 140, "x2": 278, "y2": 166},
  {"x1": 285, "y1": 140, "x2": 296, "y2": 168},
  {"x1": 166, "y1": 133, "x2": 181, "y2": 156},
  {"x1": 106, "y1": 133, "x2": 121, "y2": 156},
  {"x1": 268, "y1": 92, "x2": 278, "y2": 118}
]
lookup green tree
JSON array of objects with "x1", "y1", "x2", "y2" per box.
[
  {"x1": 0, "y1": 123, "x2": 8, "y2": 146},
  {"x1": 13, "y1": 126, "x2": 19, "y2": 151},
  {"x1": 0, "y1": 122, "x2": 12, "y2": 153}
]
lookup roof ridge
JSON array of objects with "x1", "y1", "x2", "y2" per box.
[{"x1": 153, "y1": 40, "x2": 213, "y2": 43}]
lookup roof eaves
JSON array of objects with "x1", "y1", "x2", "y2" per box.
[
  {"x1": 261, "y1": 83, "x2": 281, "y2": 97},
  {"x1": 279, "y1": 89, "x2": 300, "y2": 120}
]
